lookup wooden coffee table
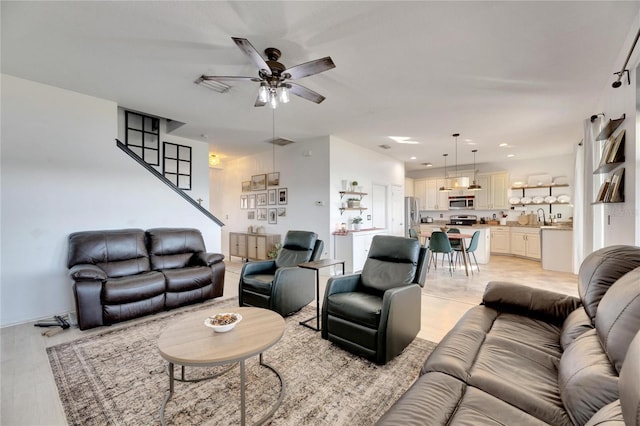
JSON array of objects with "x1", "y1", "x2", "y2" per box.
[{"x1": 157, "y1": 306, "x2": 285, "y2": 426}]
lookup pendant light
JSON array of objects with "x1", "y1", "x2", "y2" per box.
[
  {"x1": 467, "y1": 149, "x2": 483, "y2": 191},
  {"x1": 439, "y1": 154, "x2": 452, "y2": 192},
  {"x1": 450, "y1": 133, "x2": 469, "y2": 189}
]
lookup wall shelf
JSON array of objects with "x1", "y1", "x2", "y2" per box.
[
  {"x1": 339, "y1": 191, "x2": 368, "y2": 215},
  {"x1": 339, "y1": 207, "x2": 368, "y2": 214},
  {"x1": 595, "y1": 114, "x2": 625, "y2": 141},
  {"x1": 509, "y1": 184, "x2": 570, "y2": 213}
]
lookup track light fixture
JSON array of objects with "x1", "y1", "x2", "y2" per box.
[
  {"x1": 612, "y1": 27, "x2": 639, "y2": 88},
  {"x1": 590, "y1": 113, "x2": 605, "y2": 122}
]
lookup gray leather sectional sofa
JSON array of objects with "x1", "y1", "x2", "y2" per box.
[
  {"x1": 67, "y1": 228, "x2": 225, "y2": 330},
  {"x1": 377, "y1": 245, "x2": 640, "y2": 425}
]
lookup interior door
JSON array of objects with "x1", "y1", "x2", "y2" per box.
[{"x1": 390, "y1": 184, "x2": 404, "y2": 236}]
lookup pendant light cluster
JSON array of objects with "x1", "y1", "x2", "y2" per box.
[
  {"x1": 439, "y1": 133, "x2": 482, "y2": 192},
  {"x1": 467, "y1": 149, "x2": 482, "y2": 191}
]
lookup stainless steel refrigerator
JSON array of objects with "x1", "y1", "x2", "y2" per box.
[{"x1": 404, "y1": 196, "x2": 420, "y2": 238}]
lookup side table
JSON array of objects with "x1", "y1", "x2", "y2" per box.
[{"x1": 298, "y1": 258, "x2": 345, "y2": 331}]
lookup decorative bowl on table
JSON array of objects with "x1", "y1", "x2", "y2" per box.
[{"x1": 204, "y1": 313, "x2": 242, "y2": 333}]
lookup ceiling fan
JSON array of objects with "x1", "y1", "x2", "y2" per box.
[{"x1": 197, "y1": 37, "x2": 335, "y2": 108}]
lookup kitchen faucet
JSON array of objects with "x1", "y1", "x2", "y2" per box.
[{"x1": 536, "y1": 208, "x2": 547, "y2": 225}]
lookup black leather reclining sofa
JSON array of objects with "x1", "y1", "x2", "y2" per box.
[
  {"x1": 67, "y1": 228, "x2": 225, "y2": 330},
  {"x1": 377, "y1": 245, "x2": 640, "y2": 425}
]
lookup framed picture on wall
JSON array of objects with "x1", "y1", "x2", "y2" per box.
[
  {"x1": 242, "y1": 181, "x2": 251, "y2": 192},
  {"x1": 248, "y1": 194, "x2": 256, "y2": 209},
  {"x1": 257, "y1": 193, "x2": 267, "y2": 206},
  {"x1": 240, "y1": 195, "x2": 248, "y2": 209},
  {"x1": 268, "y1": 189, "x2": 277, "y2": 205},
  {"x1": 278, "y1": 188, "x2": 288, "y2": 205},
  {"x1": 247, "y1": 211, "x2": 255, "y2": 220},
  {"x1": 267, "y1": 172, "x2": 280, "y2": 186},
  {"x1": 257, "y1": 208, "x2": 267, "y2": 221},
  {"x1": 268, "y1": 208, "x2": 277, "y2": 224},
  {"x1": 251, "y1": 174, "x2": 267, "y2": 191},
  {"x1": 277, "y1": 207, "x2": 286, "y2": 217}
]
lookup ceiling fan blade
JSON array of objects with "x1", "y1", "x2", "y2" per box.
[
  {"x1": 199, "y1": 75, "x2": 260, "y2": 82},
  {"x1": 288, "y1": 82, "x2": 326, "y2": 104},
  {"x1": 284, "y1": 57, "x2": 335, "y2": 80},
  {"x1": 231, "y1": 37, "x2": 271, "y2": 76}
]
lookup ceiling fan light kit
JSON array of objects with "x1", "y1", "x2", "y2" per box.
[{"x1": 199, "y1": 37, "x2": 335, "y2": 108}]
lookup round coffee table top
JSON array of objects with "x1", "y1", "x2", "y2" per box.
[{"x1": 158, "y1": 306, "x2": 285, "y2": 367}]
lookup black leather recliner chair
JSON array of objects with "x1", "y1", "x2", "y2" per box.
[
  {"x1": 322, "y1": 235, "x2": 428, "y2": 365},
  {"x1": 239, "y1": 230, "x2": 324, "y2": 316}
]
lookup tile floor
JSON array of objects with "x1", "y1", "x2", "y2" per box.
[{"x1": 0, "y1": 255, "x2": 578, "y2": 425}]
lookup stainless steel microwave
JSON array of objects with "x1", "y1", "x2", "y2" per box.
[{"x1": 449, "y1": 195, "x2": 475, "y2": 210}]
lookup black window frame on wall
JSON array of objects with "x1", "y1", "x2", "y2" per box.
[
  {"x1": 163, "y1": 141, "x2": 192, "y2": 190},
  {"x1": 125, "y1": 111, "x2": 160, "y2": 166}
]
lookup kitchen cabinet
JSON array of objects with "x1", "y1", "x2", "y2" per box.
[
  {"x1": 490, "y1": 226, "x2": 510, "y2": 254},
  {"x1": 334, "y1": 229, "x2": 387, "y2": 273},
  {"x1": 474, "y1": 172, "x2": 509, "y2": 210},
  {"x1": 510, "y1": 227, "x2": 540, "y2": 260},
  {"x1": 541, "y1": 228, "x2": 573, "y2": 273},
  {"x1": 229, "y1": 232, "x2": 280, "y2": 261},
  {"x1": 414, "y1": 179, "x2": 428, "y2": 210}
]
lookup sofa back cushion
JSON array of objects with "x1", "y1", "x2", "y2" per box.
[
  {"x1": 619, "y1": 331, "x2": 640, "y2": 426},
  {"x1": 67, "y1": 229, "x2": 150, "y2": 278},
  {"x1": 361, "y1": 235, "x2": 420, "y2": 291},
  {"x1": 595, "y1": 267, "x2": 640, "y2": 374},
  {"x1": 578, "y1": 245, "x2": 640, "y2": 323},
  {"x1": 147, "y1": 228, "x2": 206, "y2": 270},
  {"x1": 275, "y1": 231, "x2": 317, "y2": 268},
  {"x1": 558, "y1": 329, "x2": 620, "y2": 426}
]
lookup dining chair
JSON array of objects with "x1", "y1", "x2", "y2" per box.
[
  {"x1": 428, "y1": 231, "x2": 454, "y2": 275},
  {"x1": 455, "y1": 230, "x2": 480, "y2": 272},
  {"x1": 447, "y1": 228, "x2": 462, "y2": 253}
]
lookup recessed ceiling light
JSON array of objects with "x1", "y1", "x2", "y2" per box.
[
  {"x1": 507, "y1": 154, "x2": 515, "y2": 158},
  {"x1": 499, "y1": 143, "x2": 509, "y2": 147},
  {"x1": 389, "y1": 136, "x2": 419, "y2": 145},
  {"x1": 410, "y1": 156, "x2": 417, "y2": 160},
  {"x1": 464, "y1": 138, "x2": 473, "y2": 142},
  {"x1": 467, "y1": 141, "x2": 477, "y2": 146}
]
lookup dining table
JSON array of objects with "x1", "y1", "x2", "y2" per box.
[{"x1": 420, "y1": 231, "x2": 474, "y2": 276}]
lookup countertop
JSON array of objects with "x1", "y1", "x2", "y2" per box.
[{"x1": 421, "y1": 222, "x2": 572, "y2": 230}]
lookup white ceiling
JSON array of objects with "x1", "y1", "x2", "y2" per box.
[{"x1": 2, "y1": 1, "x2": 638, "y2": 171}]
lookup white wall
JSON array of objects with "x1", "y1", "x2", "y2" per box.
[
  {"x1": 1, "y1": 75, "x2": 222, "y2": 327},
  {"x1": 329, "y1": 136, "x2": 406, "y2": 253},
  {"x1": 210, "y1": 136, "x2": 331, "y2": 259},
  {"x1": 210, "y1": 135, "x2": 405, "y2": 262}
]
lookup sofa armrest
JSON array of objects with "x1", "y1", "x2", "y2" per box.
[
  {"x1": 69, "y1": 264, "x2": 107, "y2": 281},
  {"x1": 380, "y1": 284, "x2": 422, "y2": 364},
  {"x1": 240, "y1": 260, "x2": 276, "y2": 276},
  {"x1": 324, "y1": 273, "x2": 362, "y2": 297},
  {"x1": 482, "y1": 281, "x2": 581, "y2": 324},
  {"x1": 195, "y1": 252, "x2": 225, "y2": 266}
]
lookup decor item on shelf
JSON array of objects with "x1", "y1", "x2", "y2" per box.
[
  {"x1": 467, "y1": 149, "x2": 482, "y2": 191},
  {"x1": 347, "y1": 198, "x2": 361, "y2": 208},
  {"x1": 196, "y1": 37, "x2": 335, "y2": 109},
  {"x1": 438, "y1": 154, "x2": 453, "y2": 192},
  {"x1": 449, "y1": 133, "x2": 469, "y2": 189},
  {"x1": 352, "y1": 216, "x2": 363, "y2": 231},
  {"x1": 351, "y1": 181, "x2": 358, "y2": 191}
]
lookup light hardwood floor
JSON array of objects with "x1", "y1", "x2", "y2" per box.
[{"x1": 0, "y1": 255, "x2": 577, "y2": 425}]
